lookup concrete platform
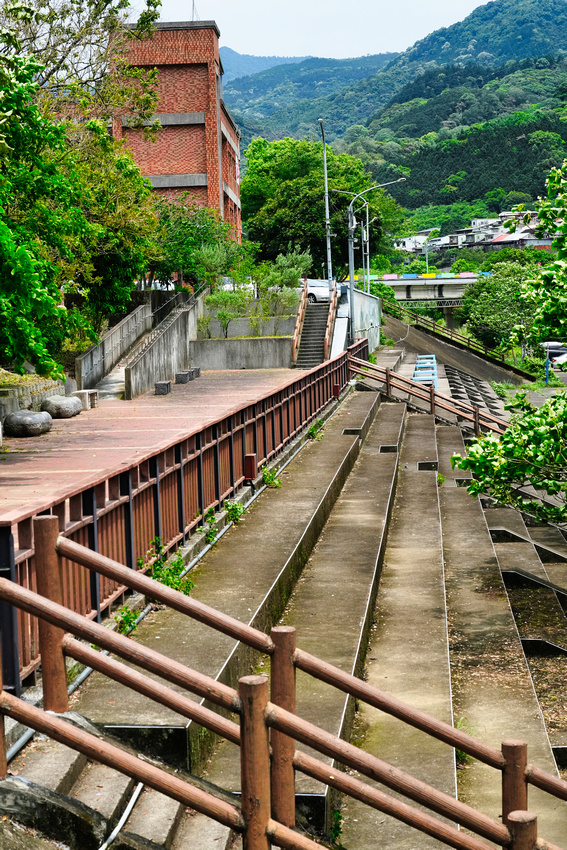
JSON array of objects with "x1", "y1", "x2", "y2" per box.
[{"x1": 0, "y1": 369, "x2": 305, "y2": 520}]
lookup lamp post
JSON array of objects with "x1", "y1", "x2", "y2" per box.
[
  {"x1": 318, "y1": 119, "x2": 333, "y2": 291},
  {"x1": 335, "y1": 179, "x2": 406, "y2": 343}
]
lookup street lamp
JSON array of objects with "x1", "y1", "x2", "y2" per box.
[
  {"x1": 318, "y1": 119, "x2": 333, "y2": 290},
  {"x1": 334, "y1": 178, "x2": 406, "y2": 342}
]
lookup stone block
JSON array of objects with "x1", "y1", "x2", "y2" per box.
[
  {"x1": 155, "y1": 381, "x2": 171, "y2": 395},
  {"x1": 41, "y1": 395, "x2": 82, "y2": 419},
  {"x1": 3, "y1": 410, "x2": 52, "y2": 437},
  {"x1": 175, "y1": 371, "x2": 192, "y2": 384},
  {"x1": 72, "y1": 390, "x2": 99, "y2": 411},
  {"x1": 191, "y1": 366, "x2": 201, "y2": 378}
]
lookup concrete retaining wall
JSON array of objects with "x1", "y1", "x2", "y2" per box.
[
  {"x1": 206, "y1": 315, "x2": 296, "y2": 338},
  {"x1": 352, "y1": 289, "x2": 381, "y2": 353},
  {"x1": 0, "y1": 379, "x2": 62, "y2": 423},
  {"x1": 76, "y1": 304, "x2": 152, "y2": 390},
  {"x1": 125, "y1": 298, "x2": 205, "y2": 399},
  {"x1": 187, "y1": 338, "x2": 293, "y2": 370}
]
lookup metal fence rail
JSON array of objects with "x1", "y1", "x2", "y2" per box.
[
  {"x1": 348, "y1": 356, "x2": 508, "y2": 435},
  {"x1": 383, "y1": 300, "x2": 507, "y2": 362},
  {"x1": 1, "y1": 515, "x2": 566, "y2": 850},
  {"x1": 0, "y1": 342, "x2": 368, "y2": 692}
]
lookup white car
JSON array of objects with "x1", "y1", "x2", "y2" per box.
[{"x1": 306, "y1": 279, "x2": 332, "y2": 303}]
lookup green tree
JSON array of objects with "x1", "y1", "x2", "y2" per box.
[
  {"x1": 515, "y1": 158, "x2": 567, "y2": 344},
  {"x1": 241, "y1": 137, "x2": 403, "y2": 274},
  {"x1": 452, "y1": 391, "x2": 567, "y2": 524},
  {"x1": 0, "y1": 48, "x2": 96, "y2": 374},
  {"x1": 205, "y1": 288, "x2": 248, "y2": 338},
  {"x1": 458, "y1": 262, "x2": 536, "y2": 348}
]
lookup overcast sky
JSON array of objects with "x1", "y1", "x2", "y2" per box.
[{"x1": 155, "y1": 0, "x2": 492, "y2": 58}]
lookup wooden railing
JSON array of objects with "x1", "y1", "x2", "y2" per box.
[
  {"x1": 323, "y1": 280, "x2": 338, "y2": 361},
  {"x1": 1, "y1": 516, "x2": 566, "y2": 850},
  {"x1": 0, "y1": 344, "x2": 365, "y2": 693},
  {"x1": 291, "y1": 280, "x2": 308, "y2": 363},
  {"x1": 348, "y1": 355, "x2": 508, "y2": 435},
  {"x1": 383, "y1": 300, "x2": 507, "y2": 362}
]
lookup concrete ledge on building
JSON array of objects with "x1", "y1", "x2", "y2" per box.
[
  {"x1": 145, "y1": 173, "x2": 207, "y2": 189},
  {"x1": 188, "y1": 338, "x2": 293, "y2": 370},
  {"x1": 124, "y1": 112, "x2": 205, "y2": 128}
]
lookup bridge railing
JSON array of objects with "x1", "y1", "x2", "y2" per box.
[
  {"x1": 0, "y1": 344, "x2": 365, "y2": 693},
  {"x1": 348, "y1": 355, "x2": 508, "y2": 435},
  {"x1": 0, "y1": 514, "x2": 566, "y2": 850},
  {"x1": 383, "y1": 300, "x2": 507, "y2": 362}
]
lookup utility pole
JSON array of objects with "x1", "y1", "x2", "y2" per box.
[{"x1": 318, "y1": 119, "x2": 333, "y2": 290}]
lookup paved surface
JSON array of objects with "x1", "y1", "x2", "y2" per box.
[
  {"x1": 0, "y1": 369, "x2": 303, "y2": 521},
  {"x1": 341, "y1": 414, "x2": 455, "y2": 849}
]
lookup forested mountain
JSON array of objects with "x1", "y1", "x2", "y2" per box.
[
  {"x1": 229, "y1": 0, "x2": 567, "y2": 140},
  {"x1": 222, "y1": 54, "x2": 398, "y2": 120},
  {"x1": 219, "y1": 47, "x2": 310, "y2": 83}
]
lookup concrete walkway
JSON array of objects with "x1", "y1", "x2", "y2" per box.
[{"x1": 0, "y1": 369, "x2": 305, "y2": 520}]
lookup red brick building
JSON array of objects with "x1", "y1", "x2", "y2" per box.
[{"x1": 115, "y1": 21, "x2": 241, "y2": 238}]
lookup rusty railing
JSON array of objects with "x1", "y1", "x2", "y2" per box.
[
  {"x1": 1, "y1": 516, "x2": 566, "y2": 850},
  {"x1": 348, "y1": 355, "x2": 508, "y2": 436},
  {"x1": 383, "y1": 300, "x2": 507, "y2": 362},
  {"x1": 291, "y1": 280, "x2": 308, "y2": 364},
  {"x1": 0, "y1": 344, "x2": 366, "y2": 693},
  {"x1": 323, "y1": 280, "x2": 338, "y2": 361}
]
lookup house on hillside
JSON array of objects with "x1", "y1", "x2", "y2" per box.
[{"x1": 115, "y1": 20, "x2": 241, "y2": 239}]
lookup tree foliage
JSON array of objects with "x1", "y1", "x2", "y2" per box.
[
  {"x1": 241, "y1": 137, "x2": 403, "y2": 275},
  {"x1": 452, "y1": 391, "x2": 567, "y2": 524},
  {"x1": 516, "y1": 158, "x2": 567, "y2": 344}
]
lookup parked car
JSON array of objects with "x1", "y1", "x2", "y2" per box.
[
  {"x1": 539, "y1": 341, "x2": 567, "y2": 360},
  {"x1": 305, "y1": 279, "x2": 332, "y2": 303}
]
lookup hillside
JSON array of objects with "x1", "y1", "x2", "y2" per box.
[
  {"x1": 219, "y1": 47, "x2": 310, "y2": 83},
  {"x1": 222, "y1": 53, "x2": 398, "y2": 120},
  {"x1": 249, "y1": 0, "x2": 567, "y2": 139}
]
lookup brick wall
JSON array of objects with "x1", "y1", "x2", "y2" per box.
[{"x1": 117, "y1": 21, "x2": 241, "y2": 238}]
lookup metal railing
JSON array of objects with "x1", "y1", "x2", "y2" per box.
[
  {"x1": 383, "y1": 300, "x2": 507, "y2": 363},
  {"x1": 1, "y1": 515, "x2": 566, "y2": 850},
  {"x1": 0, "y1": 344, "x2": 367, "y2": 693},
  {"x1": 75, "y1": 304, "x2": 153, "y2": 390},
  {"x1": 291, "y1": 281, "x2": 308, "y2": 364},
  {"x1": 348, "y1": 355, "x2": 508, "y2": 436},
  {"x1": 324, "y1": 281, "x2": 338, "y2": 361}
]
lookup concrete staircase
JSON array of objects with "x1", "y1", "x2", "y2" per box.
[
  {"x1": 4, "y1": 370, "x2": 567, "y2": 848},
  {"x1": 294, "y1": 303, "x2": 328, "y2": 368}
]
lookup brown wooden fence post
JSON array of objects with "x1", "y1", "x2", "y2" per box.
[
  {"x1": 507, "y1": 810, "x2": 537, "y2": 850},
  {"x1": 240, "y1": 674, "x2": 271, "y2": 850},
  {"x1": 33, "y1": 516, "x2": 69, "y2": 714},
  {"x1": 473, "y1": 405, "x2": 480, "y2": 436},
  {"x1": 502, "y1": 740, "x2": 528, "y2": 829},
  {"x1": 385, "y1": 368, "x2": 391, "y2": 398},
  {"x1": 0, "y1": 635, "x2": 7, "y2": 779},
  {"x1": 430, "y1": 385, "x2": 436, "y2": 417},
  {"x1": 270, "y1": 626, "x2": 296, "y2": 828}
]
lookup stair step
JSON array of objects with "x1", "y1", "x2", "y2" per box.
[
  {"x1": 341, "y1": 414, "x2": 454, "y2": 848},
  {"x1": 10, "y1": 738, "x2": 87, "y2": 795},
  {"x1": 71, "y1": 760, "x2": 135, "y2": 822},
  {"x1": 438, "y1": 426, "x2": 567, "y2": 845},
  {"x1": 170, "y1": 809, "x2": 232, "y2": 850},
  {"x1": 121, "y1": 788, "x2": 184, "y2": 849}
]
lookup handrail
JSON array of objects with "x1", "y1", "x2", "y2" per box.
[
  {"x1": 348, "y1": 355, "x2": 508, "y2": 435},
  {"x1": 1, "y1": 516, "x2": 567, "y2": 850},
  {"x1": 323, "y1": 280, "x2": 338, "y2": 360},
  {"x1": 291, "y1": 280, "x2": 308, "y2": 363},
  {"x1": 383, "y1": 300, "x2": 507, "y2": 362}
]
